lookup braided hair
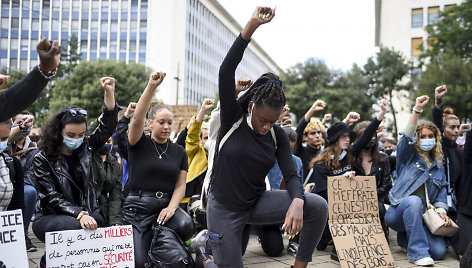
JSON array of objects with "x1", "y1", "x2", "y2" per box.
[
  {"x1": 237, "y1": 72, "x2": 286, "y2": 114},
  {"x1": 208, "y1": 72, "x2": 286, "y2": 191}
]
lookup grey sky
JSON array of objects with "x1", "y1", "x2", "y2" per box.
[{"x1": 218, "y1": 0, "x2": 377, "y2": 71}]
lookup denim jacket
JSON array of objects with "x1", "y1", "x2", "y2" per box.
[{"x1": 388, "y1": 131, "x2": 448, "y2": 211}]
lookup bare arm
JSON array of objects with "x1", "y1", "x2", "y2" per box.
[
  {"x1": 128, "y1": 72, "x2": 166, "y2": 145},
  {"x1": 158, "y1": 170, "x2": 187, "y2": 224}
]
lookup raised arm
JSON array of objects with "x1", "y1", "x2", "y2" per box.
[
  {"x1": 432, "y1": 85, "x2": 447, "y2": 131},
  {"x1": 128, "y1": 72, "x2": 166, "y2": 145},
  {"x1": 294, "y1": 100, "x2": 326, "y2": 156},
  {"x1": 352, "y1": 99, "x2": 388, "y2": 156},
  {"x1": 0, "y1": 39, "x2": 61, "y2": 121},
  {"x1": 219, "y1": 7, "x2": 275, "y2": 132}
]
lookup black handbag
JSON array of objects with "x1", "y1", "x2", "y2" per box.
[{"x1": 145, "y1": 223, "x2": 195, "y2": 268}]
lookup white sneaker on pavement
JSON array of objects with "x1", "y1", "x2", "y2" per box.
[{"x1": 409, "y1": 257, "x2": 434, "y2": 266}]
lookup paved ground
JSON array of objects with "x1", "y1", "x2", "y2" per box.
[{"x1": 27, "y1": 226, "x2": 460, "y2": 268}]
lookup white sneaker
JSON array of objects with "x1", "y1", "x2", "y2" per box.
[{"x1": 409, "y1": 257, "x2": 434, "y2": 266}]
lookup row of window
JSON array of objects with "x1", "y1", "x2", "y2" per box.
[
  {"x1": 411, "y1": 37, "x2": 436, "y2": 56},
  {"x1": 411, "y1": 4, "x2": 456, "y2": 28},
  {"x1": 1, "y1": 0, "x2": 147, "y2": 13}
]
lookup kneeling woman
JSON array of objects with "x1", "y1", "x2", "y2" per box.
[
  {"x1": 124, "y1": 72, "x2": 193, "y2": 267},
  {"x1": 386, "y1": 95, "x2": 451, "y2": 267},
  {"x1": 32, "y1": 77, "x2": 120, "y2": 267},
  {"x1": 191, "y1": 7, "x2": 328, "y2": 268}
]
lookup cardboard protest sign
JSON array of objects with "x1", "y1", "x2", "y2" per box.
[
  {"x1": 46, "y1": 225, "x2": 134, "y2": 268},
  {"x1": 328, "y1": 176, "x2": 395, "y2": 268},
  {"x1": 168, "y1": 105, "x2": 199, "y2": 128},
  {"x1": 0, "y1": 209, "x2": 28, "y2": 268}
]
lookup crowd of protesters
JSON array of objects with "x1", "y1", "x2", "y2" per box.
[{"x1": 1, "y1": 6, "x2": 472, "y2": 268}]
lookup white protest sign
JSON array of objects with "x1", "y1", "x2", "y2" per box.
[
  {"x1": 0, "y1": 209, "x2": 28, "y2": 268},
  {"x1": 46, "y1": 225, "x2": 135, "y2": 268}
]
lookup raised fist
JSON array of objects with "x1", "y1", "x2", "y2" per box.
[
  {"x1": 435, "y1": 85, "x2": 447, "y2": 100},
  {"x1": 236, "y1": 78, "x2": 253, "y2": 94},
  {"x1": 100, "y1": 77, "x2": 115, "y2": 93},
  {"x1": 125, "y1": 102, "x2": 137, "y2": 118},
  {"x1": 37, "y1": 39, "x2": 61, "y2": 72},
  {"x1": 311, "y1": 100, "x2": 326, "y2": 112},
  {"x1": 415, "y1": 95, "x2": 430, "y2": 110},
  {"x1": 0, "y1": 74, "x2": 11, "y2": 89},
  {"x1": 344, "y1": 112, "x2": 360, "y2": 124},
  {"x1": 252, "y1": 6, "x2": 276, "y2": 25},
  {"x1": 323, "y1": 113, "x2": 332, "y2": 122},
  {"x1": 149, "y1": 72, "x2": 166, "y2": 88},
  {"x1": 378, "y1": 99, "x2": 389, "y2": 112},
  {"x1": 201, "y1": 99, "x2": 215, "y2": 112}
]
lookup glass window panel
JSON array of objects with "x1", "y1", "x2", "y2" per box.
[
  {"x1": 91, "y1": 20, "x2": 98, "y2": 30},
  {"x1": 10, "y1": 59, "x2": 18, "y2": 68},
  {"x1": 52, "y1": 19, "x2": 59, "y2": 31},
  {"x1": 111, "y1": 0, "x2": 119, "y2": 11},
  {"x1": 90, "y1": 40, "x2": 97, "y2": 51},
  {"x1": 72, "y1": 1, "x2": 80, "y2": 8},
  {"x1": 110, "y1": 40, "x2": 117, "y2": 52},
  {"x1": 20, "y1": 59, "x2": 28, "y2": 71},
  {"x1": 428, "y1": 6, "x2": 440, "y2": 25},
  {"x1": 71, "y1": 20, "x2": 79, "y2": 31},
  {"x1": 82, "y1": 0, "x2": 89, "y2": 10},
  {"x1": 120, "y1": 40, "x2": 126, "y2": 51},
  {"x1": 140, "y1": 40, "x2": 146, "y2": 51},
  {"x1": 81, "y1": 20, "x2": 88, "y2": 30},
  {"x1": 129, "y1": 40, "x2": 136, "y2": 52},
  {"x1": 101, "y1": 21, "x2": 108, "y2": 30},
  {"x1": 11, "y1": 18, "x2": 20, "y2": 29},
  {"x1": 1, "y1": 18, "x2": 9, "y2": 29},
  {"x1": 121, "y1": 0, "x2": 128, "y2": 11},
  {"x1": 42, "y1": 0, "x2": 50, "y2": 9},
  {"x1": 0, "y1": 39, "x2": 8, "y2": 49},
  {"x1": 32, "y1": 19, "x2": 39, "y2": 31},
  {"x1": 411, "y1": 8, "x2": 423, "y2": 28},
  {"x1": 110, "y1": 20, "x2": 118, "y2": 31},
  {"x1": 101, "y1": 1, "x2": 109, "y2": 9},
  {"x1": 80, "y1": 40, "x2": 87, "y2": 52},
  {"x1": 32, "y1": 1, "x2": 40, "y2": 10},
  {"x1": 61, "y1": 20, "x2": 69, "y2": 30},
  {"x1": 63, "y1": 1, "x2": 70, "y2": 9},
  {"x1": 22, "y1": 18, "x2": 30, "y2": 30},
  {"x1": 140, "y1": 20, "x2": 147, "y2": 31},
  {"x1": 41, "y1": 20, "x2": 49, "y2": 31},
  {"x1": 411, "y1": 37, "x2": 423, "y2": 56},
  {"x1": 92, "y1": 1, "x2": 100, "y2": 9},
  {"x1": 100, "y1": 40, "x2": 107, "y2": 52},
  {"x1": 10, "y1": 38, "x2": 18, "y2": 49}
]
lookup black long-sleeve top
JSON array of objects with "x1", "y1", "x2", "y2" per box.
[
  {"x1": 432, "y1": 106, "x2": 463, "y2": 203},
  {"x1": 294, "y1": 117, "x2": 321, "y2": 182},
  {"x1": 210, "y1": 34, "x2": 304, "y2": 211},
  {"x1": 0, "y1": 66, "x2": 49, "y2": 122},
  {"x1": 311, "y1": 118, "x2": 382, "y2": 198},
  {"x1": 458, "y1": 126, "x2": 472, "y2": 216},
  {"x1": 115, "y1": 115, "x2": 130, "y2": 160}
]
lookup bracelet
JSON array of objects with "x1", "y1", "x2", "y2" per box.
[
  {"x1": 76, "y1": 211, "x2": 89, "y2": 221},
  {"x1": 38, "y1": 65, "x2": 57, "y2": 80},
  {"x1": 412, "y1": 107, "x2": 423, "y2": 114},
  {"x1": 435, "y1": 98, "x2": 442, "y2": 105}
]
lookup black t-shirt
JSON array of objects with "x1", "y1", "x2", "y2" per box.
[
  {"x1": 63, "y1": 153, "x2": 83, "y2": 204},
  {"x1": 211, "y1": 34, "x2": 304, "y2": 211},
  {"x1": 294, "y1": 117, "x2": 321, "y2": 181},
  {"x1": 127, "y1": 133, "x2": 188, "y2": 193}
]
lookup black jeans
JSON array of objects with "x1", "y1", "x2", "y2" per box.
[
  {"x1": 206, "y1": 190, "x2": 328, "y2": 268},
  {"x1": 32, "y1": 212, "x2": 105, "y2": 242},
  {"x1": 121, "y1": 194, "x2": 194, "y2": 268}
]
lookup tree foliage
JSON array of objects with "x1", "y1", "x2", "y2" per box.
[
  {"x1": 363, "y1": 46, "x2": 411, "y2": 137},
  {"x1": 282, "y1": 58, "x2": 373, "y2": 123},
  {"x1": 49, "y1": 59, "x2": 152, "y2": 121}
]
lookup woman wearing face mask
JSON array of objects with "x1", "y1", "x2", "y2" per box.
[
  {"x1": 385, "y1": 95, "x2": 450, "y2": 266},
  {"x1": 32, "y1": 77, "x2": 119, "y2": 268},
  {"x1": 308, "y1": 99, "x2": 388, "y2": 258},
  {"x1": 124, "y1": 72, "x2": 194, "y2": 268},
  {"x1": 92, "y1": 137, "x2": 122, "y2": 226},
  {"x1": 190, "y1": 7, "x2": 328, "y2": 268}
]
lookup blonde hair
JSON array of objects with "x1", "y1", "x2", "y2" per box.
[
  {"x1": 304, "y1": 119, "x2": 325, "y2": 134},
  {"x1": 414, "y1": 121, "x2": 443, "y2": 165}
]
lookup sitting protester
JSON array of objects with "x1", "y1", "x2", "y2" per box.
[{"x1": 32, "y1": 77, "x2": 119, "y2": 268}]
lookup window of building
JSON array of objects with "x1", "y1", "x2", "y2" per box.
[
  {"x1": 11, "y1": 18, "x2": 20, "y2": 29},
  {"x1": 110, "y1": 40, "x2": 117, "y2": 52},
  {"x1": 21, "y1": 39, "x2": 28, "y2": 51},
  {"x1": 23, "y1": 0, "x2": 30, "y2": 9},
  {"x1": 111, "y1": 0, "x2": 119, "y2": 11},
  {"x1": 92, "y1": 1, "x2": 99, "y2": 10},
  {"x1": 131, "y1": 0, "x2": 138, "y2": 12},
  {"x1": 411, "y1": 37, "x2": 423, "y2": 56},
  {"x1": 130, "y1": 20, "x2": 137, "y2": 30},
  {"x1": 42, "y1": 0, "x2": 50, "y2": 9},
  {"x1": 91, "y1": 20, "x2": 99, "y2": 31},
  {"x1": 90, "y1": 40, "x2": 97, "y2": 51},
  {"x1": 10, "y1": 59, "x2": 18, "y2": 68},
  {"x1": 100, "y1": 40, "x2": 107, "y2": 52},
  {"x1": 72, "y1": 1, "x2": 80, "y2": 9},
  {"x1": 32, "y1": 0, "x2": 40, "y2": 11},
  {"x1": 10, "y1": 38, "x2": 18, "y2": 49},
  {"x1": 81, "y1": 20, "x2": 88, "y2": 30},
  {"x1": 140, "y1": 20, "x2": 147, "y2": 31},
  {"x1": 101, "y1": 21, "x2": 108, "y2": 31},
  {"x1": 52, "y1": 19, "x2": 59, "y2": 31},
  {"x1": 80, "y1": 40, "x2": 88, "y2": 52},
  {"x1": 101, "y1": 1, "x2": 109, "y2": 10},
  {"x1": 62, "y1": 20, "x2": 69, "y2": 31},
  {"x1": 110, "y1": 20, "x2": 118, "y2": 31},
  {"x1": 71, "y1": 20, "x2": 79, "y2": 31},
  {"x1": 20, "y1": 59, "x2": 28, "y2": 71},
  {"x1": 63, "y1": 0, "x2": 70, "y2": 9},
  {"x1": 140, "y1": 40, "x2": 146, "y2": 52},
  {"x1": 411, "y1": 8, "x2": 423, "y2": 28},
  {"x1": 41, "y1": 20, "x2": 49, "y2": 31},
  {"x1": 1, "y1": 18, "x2": 9, "y2": 30},
  {"x1": 21, "y1": 18, "x2": 30, "y2": 30},
  {"x1": 120, "y1": 40, "x2": 127, "y2": 52},
  {"x1": 1, "y1": 0, "x2": 9, "y2": 9},
  {"x1": 0, "y1": 39, "x2": 8, "y2": 49},
  {"x1": 52, "y1": 0, "x2": 60, "y2": 12},
  {"x1": 428, "y1": 7, "x2": 439, "y2": 25},
  {"x1": 129, "y1": 40, "x2": 136, "y2": 52},
  {"x1": 121, "y1": 0, "x2": 129, "y2": 11},
  {"x1": 82, "y1": 0, "x2": 89, "y2": 10},
  {"x1": 427, "y1": 37, "x2": 437, "y2": 51}
]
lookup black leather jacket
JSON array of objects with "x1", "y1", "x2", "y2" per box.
[
  {"x1": 33, "y1": 103, "x2": 120, "y2": 218},
  {"x1": 353, "y1": 154, "x2": 393, "y2": 204}
]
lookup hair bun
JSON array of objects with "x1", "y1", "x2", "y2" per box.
[{"x1": 443, "y1": 107, "x2": 454, "y2": 117}]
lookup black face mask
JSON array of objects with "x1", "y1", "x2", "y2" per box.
[
  {"x1": 97, "y1": 144, "x2": 112, "y2": 155},
  {"x1": 385, "y1": 149, "x2": 393, "y2": 156},
  {"x1": 366, "y1": 139, "x2": 377, "y2": 150}
]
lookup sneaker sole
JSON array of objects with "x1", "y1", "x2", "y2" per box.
[{"x1": 27, "y1": 247, "x2": 37, "y2": 252}]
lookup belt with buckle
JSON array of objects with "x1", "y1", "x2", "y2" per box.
[{"x1": 128, "y1": 190, "x2": 170, "y2": 199}]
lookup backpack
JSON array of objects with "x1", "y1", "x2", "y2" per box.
[
  {"x1": 145, "y1": 223, "x2": 195, "y2": 268},
  {"x1": 1, "y1": 153, "x2": 16, "y2": 185}
]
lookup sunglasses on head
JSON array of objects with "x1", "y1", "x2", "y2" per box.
[{"x1": 67, "y1": 108, "x2": 87, "y2": 117}]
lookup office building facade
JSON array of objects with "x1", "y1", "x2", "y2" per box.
[{"x1": 0, "y1": 0, "x2": 280, "y2": 105}]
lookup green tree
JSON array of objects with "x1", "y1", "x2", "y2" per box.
[
  {"x1": 415, "y1": 52, "x2": 472, "y2": 122},
  {"x1": 420, "y1": 0, "x2": 472, "y2": 62},
  {"x1": 282, "y1": 59, "x2": 373, "y2": 123},
  {"x1": 363, "y1": 46, "x2": 411, "y2": 138},
  {"x1": 56, "y1": 34, "x2": 82, "y2": 78},
  {"x1": 49, "y1": 59, "x2": 152, "y2": 121}
]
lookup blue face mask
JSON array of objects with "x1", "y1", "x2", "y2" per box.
[
  {"x1": 63, "y1": 136, "x2": 84, "y2": 150},
  {"x1": 419, "y1": 138, "x2": 436, "y2": 152},
  {"x1": 339, "y1": 150, "x2": 347, "y2": 160},
  {"x1": 0, "y1": 141, "x2": 7, "y2": 152}
]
